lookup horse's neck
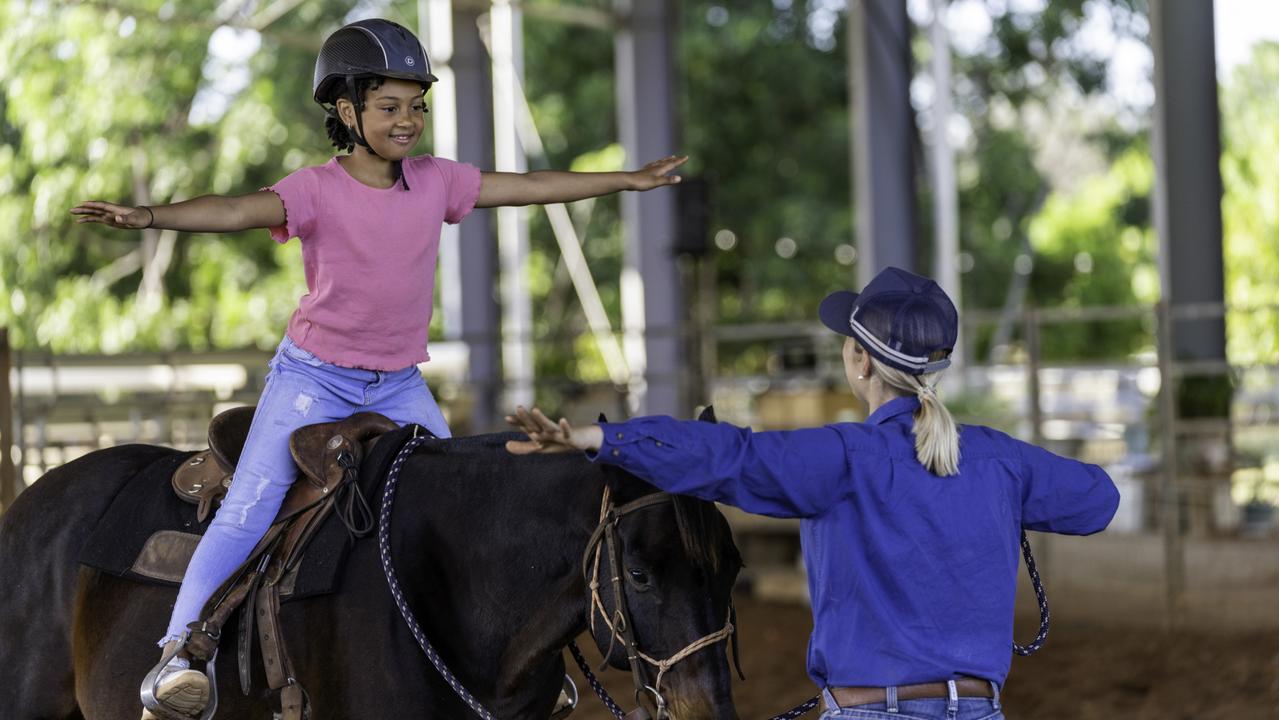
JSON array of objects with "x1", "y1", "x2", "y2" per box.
[{"x1": 391, "y1": 456, "x2": 604, "y2": 704}]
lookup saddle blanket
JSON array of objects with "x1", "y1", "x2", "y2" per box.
[{"x1": 78, "y1": 424, "x2": 420, "y2": 602}]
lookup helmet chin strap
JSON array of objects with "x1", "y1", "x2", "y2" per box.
[{"x1": 343, "y1": 75, "x2": 410, "y2": 190}]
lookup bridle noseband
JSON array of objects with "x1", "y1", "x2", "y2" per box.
[{"x1": 581, "y1": 486, "x2": 736, "y2": 720}]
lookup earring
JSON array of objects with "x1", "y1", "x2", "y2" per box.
[{"x1": 857, "y1": 375, "x2": 865, "y2": 380}]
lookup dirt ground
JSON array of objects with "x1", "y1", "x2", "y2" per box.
[{"x1": 565, "y1": 594, "x2": 1279, "y2": 719}]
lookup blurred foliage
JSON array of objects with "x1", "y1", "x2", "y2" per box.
[
  {"x1": 679, "y1": 1, "x2": 853, "y2": 327},
  {"x1": 1026, "y1": 148, "x2": 1157, "y2": 360},
  {"x1": 1220, "y1": 41, "x2": 1279, "y2": 365},
  {"x1": 0, "y1": 0, "x2": 358, "y2": 353},
  {"x1": 0, "y1": 0, "x2": 1275, "y2": 383}
]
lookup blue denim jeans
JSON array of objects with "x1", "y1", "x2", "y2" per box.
[
  {"x1": 819, "y1": 682, "x2": 1004, "y2": 720},
  {"x1": 160, "y1": 336, "x2": 450, "y2": 643}
]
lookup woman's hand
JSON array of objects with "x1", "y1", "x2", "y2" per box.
[
  {"x1": 70, "y1": 201, "x2": 152, "y2": 229},
  {"x1": 504, "y1": 406, "x2": 604, "y2": 455},
  {"x1": 626, "y1": 155, "x2": 687, "y2": 191}
]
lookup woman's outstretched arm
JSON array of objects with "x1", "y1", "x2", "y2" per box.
[{"x1": 505, "y1": 406, "x2": 851, "y2": 519}]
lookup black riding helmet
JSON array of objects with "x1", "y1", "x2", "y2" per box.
[{"x1": 314, "y1": 19, "x2": 437, "y2": 188}]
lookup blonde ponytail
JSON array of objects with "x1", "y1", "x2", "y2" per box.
[{"x1": 868, "y1": 356, "x2": 961, "y2": 476}]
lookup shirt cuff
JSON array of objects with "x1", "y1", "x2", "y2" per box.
[
  {"x1": 588, "y1": 421, "x2": 675, "y2": 464},
  {"x1": 259, "y1": 186, "x2": 294, "y2": 243}
]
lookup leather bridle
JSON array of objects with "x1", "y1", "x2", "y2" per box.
[{"x1": 581, "y1": 486, "x2": 737, "y2": 720}]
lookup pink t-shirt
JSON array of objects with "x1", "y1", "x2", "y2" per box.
[{"x1": 264, "y1": 155, "x2": 481, "y2": 370}]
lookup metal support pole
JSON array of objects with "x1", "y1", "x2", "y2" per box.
[
  {"x1": 1150, "y1": 0, "x2": 1230, "y2": 540},
  {"x1": 490, "y1": 0, "x2": 534, "y2": 411},
  {"x1": 1156, "y1": 300, "x2": 1186, "y2": 629},
  {"x1": 614, "y1": 0, "x2": 683, "y2": 416},
  {"x1": 451, "y1": 7, "x2": 501, "y2": 432},
  {"x1": 422, "y1": 0, "x2": 463, "y2": 336},
  {"x1": 1149, "y1": 0, "x2": 1227, "y2": 363},
  {"x1": 928, "y1": 0, "x2": 962, "y2": 385},
  {"x1": 849, "y1": 0, "x2": 918, "y2": 284},
  {"x1": 1023, "y1": 307, "x2": 1052, "y2": 585},
  {"x1": 0, "y1": 329, "x2": 16, "y2": 511},
  {"x1": 1024, "y1": 309, "x2": 1043, "y2": 448}
]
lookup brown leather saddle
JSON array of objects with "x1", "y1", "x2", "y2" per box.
[
  {"x1": 171, "y1": 406, "x2": 397, "y2": 525},
  {"x1": 154, "y1": 406, "x2": 400, "y2": 720}
]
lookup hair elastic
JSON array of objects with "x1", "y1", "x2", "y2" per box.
[{"x1": 141, "y1": 206, "x2": 155, "y2": 229}]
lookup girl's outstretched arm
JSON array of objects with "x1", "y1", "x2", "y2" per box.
[
  {"x1": 474, "y1": 155, "x2": 686, "y2": 209},
  {"x1": 70, "y1": 192, "x2": 286, "y2": 233}
]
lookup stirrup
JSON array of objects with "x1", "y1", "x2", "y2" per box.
[
  {"x1": 140, "y1": 632, "x2": 219, "y2": 720},
  {"x1": 549, "y1": 673, "x2": 578, "y2": 720}
]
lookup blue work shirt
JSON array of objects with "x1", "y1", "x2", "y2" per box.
[{"x1": 591, "y1": 396, "x2": 1119, "y2": 690}]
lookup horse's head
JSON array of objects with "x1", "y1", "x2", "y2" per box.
[{"x1": 584, "y1": 406, "x2": 743, "y2": 720}]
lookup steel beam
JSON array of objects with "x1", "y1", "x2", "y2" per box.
[
  {"x1": 614, "y1": 0, "x2": 684, "y2": 417},
  {"x1": 426, "y1": 3, "x2": 501, "y2": 432},
  {"x1": 1149, "y1": 0, "x2": 1227, "y2": 363},
  {"x1": 848, "y1": 0, "x2": 918, "y2": 284}
]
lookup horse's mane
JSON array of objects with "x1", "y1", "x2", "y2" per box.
[
  {"x1": 414, "y1": 431, "x2": 523, "y2": 452},
  {"x1": 412, "y1": 430, "x2": 739, "y2": 576}
]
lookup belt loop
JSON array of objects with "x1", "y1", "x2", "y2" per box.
[
  {"x1": 820, "y1": 687, "x2": 840, "y2": 711},
  {"x1": 946, "y1": 679, "x2": 959, "y2": 718},
  {"x1": 990, "y1": 680, "x2": 1002, "y2": 711},
  {"x1": 885, "y1": 685, "x2": 898, "y2": 713}
]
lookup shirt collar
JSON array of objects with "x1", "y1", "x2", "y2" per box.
[{"x1": 865, "y1": 395, "x2": 920, "y2": 425}]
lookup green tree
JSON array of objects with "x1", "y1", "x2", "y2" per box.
[
  {"x1": 1220, "y1": 41, "x2": 1279, "y2": 364},
  {"x1": 1025, "y1": 148, "x2": 1157, "y2": 360},
  {"x1": 0, "y1": 1, "x2": 358, "y2": 353}
]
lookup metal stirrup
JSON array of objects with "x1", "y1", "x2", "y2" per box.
[
  {"x1": 549, "y1": 674, "x2": 579, "y2": 720},
  {"x1": 139, "y1": 631, "x2": 219, "y2": 720}
]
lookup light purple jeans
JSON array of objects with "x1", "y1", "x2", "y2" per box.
[{"x1": 159, "y1": 336, "x2": 450, "y2": 644}]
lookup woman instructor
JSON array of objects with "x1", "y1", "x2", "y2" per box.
[{"x1": 507, "y1": 266, "x2": 1119, "y2": 720}]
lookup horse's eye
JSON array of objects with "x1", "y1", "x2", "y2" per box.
[{"x1": 628, "y1": 568, "x2": 651, "y2": 586}]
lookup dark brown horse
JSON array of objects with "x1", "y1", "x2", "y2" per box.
[{"x1": 0, "y1": 426, "x2": 743, "y2": 719}]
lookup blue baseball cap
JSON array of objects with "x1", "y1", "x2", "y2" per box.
[{"x1": 819, "y1": 267, "x2": 958, "y2": 375}]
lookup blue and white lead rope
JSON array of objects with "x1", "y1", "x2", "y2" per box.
[
  {"x1": 567, "y1": 642, "x2": 627, "y2": 718},
  {"x1": 1014, "y1": 529, "x2": 1050, "y2": 656},
  {"x1": 378, "y1": 434, "x2": 500, "y2": 720}
]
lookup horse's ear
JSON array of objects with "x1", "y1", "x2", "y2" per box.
[
  {"x1": 697, "y1": 405, "x2": 716, "y2": 423},
  {"x1": 597, "y1": 412, "x2": 609, "y2": 423}
]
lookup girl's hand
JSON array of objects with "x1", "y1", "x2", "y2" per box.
[
  {"x1": 505, "y1": 406, "x2": 604, "y2": 455},
  {"x1": 627, "y1": 155, "x2": 687, "y2": 191},
  {"x1": 70, "y1": 201, "x2": 153, "y2": 229}
]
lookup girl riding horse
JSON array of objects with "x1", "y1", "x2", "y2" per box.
[{"x1": 71, "y1": 18, "x2": 685, "y2": 719}]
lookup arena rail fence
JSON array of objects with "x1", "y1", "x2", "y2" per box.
[{"x1": 3, "y1": 302, "x2": 1277, "y2": 628}]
